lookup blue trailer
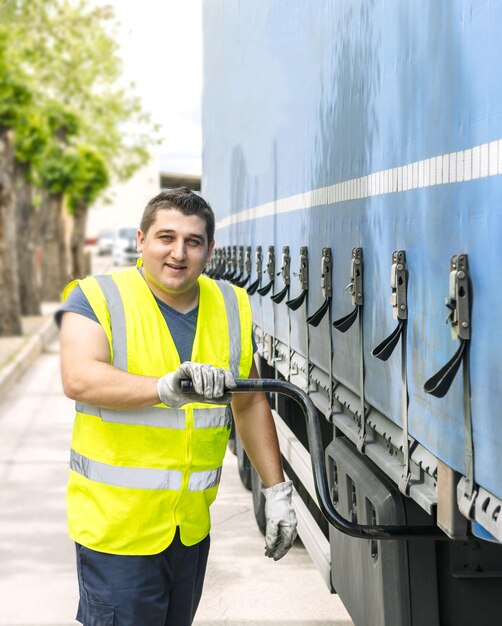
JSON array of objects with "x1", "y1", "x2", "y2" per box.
[{"x1": 202, "y1": 2, "x2": 502, "y2": 624}]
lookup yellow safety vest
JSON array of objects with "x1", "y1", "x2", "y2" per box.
[{"x1": 63, "y1": 268, "x2": 253, "y2": 555}]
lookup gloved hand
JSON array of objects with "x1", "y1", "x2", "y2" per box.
[
  {"x1": 262, "y1": 480, "x2": 298, "y2": 560},
  {"x1": 157, "y1": 361, "x2": 236, "y2": 408}
]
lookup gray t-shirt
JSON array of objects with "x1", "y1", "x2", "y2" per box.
[{"x1": 56, "y1": 276, "x2": 256, "y2": 363}]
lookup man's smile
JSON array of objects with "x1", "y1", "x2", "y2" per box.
[{"x1": 165, "y1": 262, "x2": 187, "y2": 271}]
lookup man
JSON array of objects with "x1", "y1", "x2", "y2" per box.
[{"x1": 58, "y1": 187, "x2": 297, "y2": 626}]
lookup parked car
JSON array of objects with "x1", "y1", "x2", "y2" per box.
[
  {"x1": 96, "y1": 229, "x2": 115, "y2": 255},
  {"x1": 112, "y1": 226, "x2": 139, "y2": 265}
]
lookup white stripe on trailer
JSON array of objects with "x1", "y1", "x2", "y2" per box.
[{"x1": 216, "y1": 138, "x2": 502, "y2": 230}]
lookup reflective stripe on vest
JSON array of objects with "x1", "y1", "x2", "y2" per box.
[
  {"x1": 214, "y1": 280, "x2": 241, "y2": 379},
  {"x1": 95, "y1": 275, "x2": 128, "y2": 371},
  {"x1": 70, "y1": 449, "x2": 221, "y2": 492},
  {"x1": 75, "y1": 403, "x2": 230, "y2": 429},
  {"x1": 188, "y1": 466, "x2": 221, "y2": 491},
  {"x1": 95, "y1": 274, "x2": 242, "y2": 376},
  {"x1": 193, "y1": 407, "x2": 231, "y2": 428}
]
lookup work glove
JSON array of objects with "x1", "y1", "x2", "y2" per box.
[
  {"x1": 157, "y1": 361, "x2": 236, "y2": 408},
  {"x1": 262, "y1": 480, "x2": 298, "y2": 561}
]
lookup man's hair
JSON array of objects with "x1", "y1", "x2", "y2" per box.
[{"x1": 140, "y1": 187, "x2": 215, "y2": 243}]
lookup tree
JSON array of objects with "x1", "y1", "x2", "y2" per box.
[
  {"x1": 7, "y1": 0, "x2": 156, "y2": 182},
  {"x1": 66, "y1": 145, "x2": 109, "y2": 280},
  {"x1": 13, "y1": 109, "x2": 50, "y2": 315},
  {"x1": 0, "y1": 0, "x2": 158, "y2": 331},
  {"x1": 0, "y1": 29, "x2": 31, "y2": 334},
  {"x1": 32, "y1": 103, "x2": 81, "y2": 300}
]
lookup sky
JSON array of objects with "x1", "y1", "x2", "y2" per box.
[{"x1": 109, "y1": 0, "x2": 203, "y2": 175}]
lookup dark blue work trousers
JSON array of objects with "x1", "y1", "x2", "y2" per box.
[{"x1": 75, "y1": 529, "x2": 210, "y2": 626}]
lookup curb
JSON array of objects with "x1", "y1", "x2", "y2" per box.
[{"x1": 0, "y1": 316, "x2": 59, "y2": 402}]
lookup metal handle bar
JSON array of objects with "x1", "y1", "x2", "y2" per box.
[{"x1": 181, "y1": 378, "x2": 447, "y2": 540}]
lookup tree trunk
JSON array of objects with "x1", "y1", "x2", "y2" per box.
[
  {"x1": 40, "y1": 191, "x2": 69, "y2": 301},
  {"x1": 0, "y1": 128, "x2": 23, "y2": 336},
  {"x1": 14, "y1": 161, "x2": 41, "y2": 315},
  {"x1": 70, "y1": 200, "x2": 89, "y2": 280}
]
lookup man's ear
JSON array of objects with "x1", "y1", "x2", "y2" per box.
[
  {"x1": 207, "y1": 240, "x2": 215, "y2": 260},
  {"x1": 137, "y1": 229, "x2": 145, "y2": 252}
]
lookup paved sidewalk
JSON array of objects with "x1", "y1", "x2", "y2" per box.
[
  {"x1": 0, "y1": 337, "x2": 77, "y2": 626},
  {"x1": 0, "y1": 303, "x2": 60, "y2": 402}
]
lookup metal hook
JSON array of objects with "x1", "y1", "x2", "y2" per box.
[
  {"x1": 424, "y1": 254, "x2": 471, "y2": 396},
  {"x1": 371, "y1": 250, "x2": 407, "y2": 360},
  {"x1": 306, "y1": 248, "x2": 332, "y2": 326},
  {"x1": 286, "y1": 247, "x2": 309, "y2": 310}
]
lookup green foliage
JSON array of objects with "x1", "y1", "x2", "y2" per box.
[
  {"x1": 0, "y1": 31, "x2": 31, "y2": 129},
  {"x1": 36, "y1": 145, "x2": 78, "y2": 194},
  {"x1": 0, "y1": 74, "x2": 31, "y2": 130},
  {"x1": 45, "y1": 102, "x2": 80, "y2": 138},
  {"x1": 14, "y1": 100, "x2": 80, "y2": 188},
  {"x1": 2, "y1": 0, "x2": 159, "y2": 206},
  {"x1": 66, "y1": 146, "x2": 109, "y2": 212},
  {"x1": 13, "y1": 110, "x2": 49, "y2": 166}
]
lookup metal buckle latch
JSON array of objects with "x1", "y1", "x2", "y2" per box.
[
  {"x1": 372, "y1": 250, "x2": 407, "y2": 360},
  {"x1": 286, "y1": 246, "x2": 309, "y2": 310},
  {"x1": 272, "y1": 246, "x2": 291, "y2": 303},
  {"x1": 348, "y1": 247, "x2": 363, "y2": 307},
  {"x1": 333, "y1": 247, "x2": 364, "y2": 333},
  {"x1": 391, "y1": 250, "x2": 407, "y2": 321},
  {"x1": 247, "y1": 245, "x2": 263, "y2": 295},
  {"x1": 307, "y1": 247, "x2": 332, "y2": 326},
  {"x1": 235, "y1": 245, "x2": 252, "y2": 287},
  {"x1": 447, "y1": 254, "x2": 470, "y2": 341},
  {"x1": 424, "y1": 254, "x2": 471, "y2": 398},
  {"x1": 258, "y1": 245, "x2": 275, "y2": 296}
]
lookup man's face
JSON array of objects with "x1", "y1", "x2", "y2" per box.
[{"x1": 137, "y1": 208, "x2": 214, "y2": 300}]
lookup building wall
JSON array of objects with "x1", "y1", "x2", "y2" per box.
[{"x1": 86, "y1": 156, "x2": 161, "y2": 239}]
